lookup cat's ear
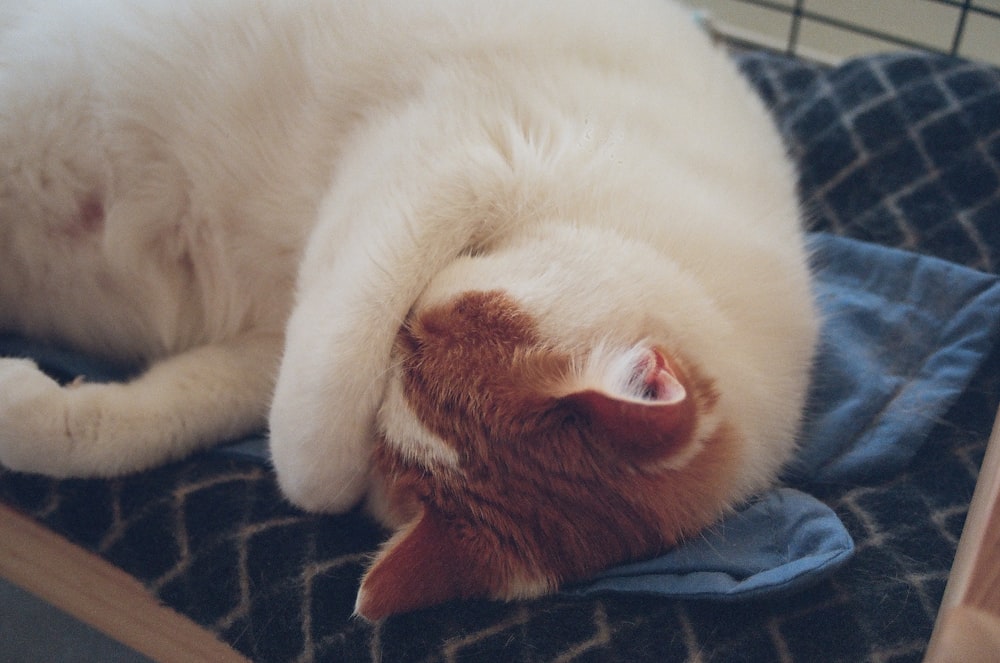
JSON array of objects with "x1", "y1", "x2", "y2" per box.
[
  {"x1": 354, "y1": 507, "x2": 483, "y2": 621},
  {"x1": 560, "y1": 346, "x2": 696, "y2": 464}
]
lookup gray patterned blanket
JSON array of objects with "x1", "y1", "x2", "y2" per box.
[{"x1": 2, "y1": 50, "x2": 999, "y2": 662}]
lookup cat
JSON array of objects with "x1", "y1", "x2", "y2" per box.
[{"x1": 0, "y1": 0, "x2": 818, "y2": 620}]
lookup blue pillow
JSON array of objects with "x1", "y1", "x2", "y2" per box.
[{"x1": 572, "y1": 488, "x2": 853, "y2": 600}]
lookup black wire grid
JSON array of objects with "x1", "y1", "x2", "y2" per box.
[{"x1": 719, "y1": 0, "x2": 999, "y2": 58}]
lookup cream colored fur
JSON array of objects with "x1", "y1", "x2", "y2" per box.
[{"x1": 0, "y1": 0, "x2": 817, "y2": 516}]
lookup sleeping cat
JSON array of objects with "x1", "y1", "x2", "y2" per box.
[{"x1": 0, "y1": 0, "x2": 818, "y2": 619}]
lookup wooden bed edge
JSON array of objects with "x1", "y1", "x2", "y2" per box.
[
  {"x1": 0, "y1": 501, "x2": 249, "y2": 663},
  {"x1": 925, "y1": 404, "x2": 1000, "y2": 662}
]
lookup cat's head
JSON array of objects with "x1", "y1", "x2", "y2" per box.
[{"x1": 355, "y1": 225, "x2": 742, "y2": 620}]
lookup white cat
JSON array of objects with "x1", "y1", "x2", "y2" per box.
[{"x1": 0, "y1": 0, "x2": 817, "y2": 618}]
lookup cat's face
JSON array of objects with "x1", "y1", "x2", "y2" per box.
[{"x1": 356, "y1": 226, "x2": 741, "y2": 620}]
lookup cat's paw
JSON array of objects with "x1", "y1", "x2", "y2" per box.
[{"x1": 0, "y1": 358, "x2": 74, "y2": 476}]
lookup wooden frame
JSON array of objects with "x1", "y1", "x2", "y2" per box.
[
  {"x1": 0, "y1": 503, "x2": 247, "y2": 663},
  {"x1": 926, "y1": 405, "x2": 1000, "y2": 662}
]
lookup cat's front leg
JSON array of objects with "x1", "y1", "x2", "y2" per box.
[
  {"x1": 0, "y1": 333, "x2": 281, "y2": 478},
  {"x1": 269, "y1": 285, "x2": 387, "y2": 514},
  {"x1": 268, "y1": 110, "x2": 518, "y2": 514}
]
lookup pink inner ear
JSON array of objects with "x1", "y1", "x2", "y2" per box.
[
  {"x1": 637, "y1": 348, "x2": 686, "y2": 404},
  {"x1": 559, "y1": 347, "x2": 696, "y2": 463}
]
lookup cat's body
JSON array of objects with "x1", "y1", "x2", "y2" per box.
[{"x1": 0, "y1": 0, "x2": 818, "y2": 618}]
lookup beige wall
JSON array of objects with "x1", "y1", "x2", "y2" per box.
[{"x1": 687, "y1": 0, "x2": 1000, "y2": 66}]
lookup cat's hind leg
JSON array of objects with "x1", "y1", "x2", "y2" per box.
[{"x1": 0, "y1": 332, "x2": 281, "y2": 478}]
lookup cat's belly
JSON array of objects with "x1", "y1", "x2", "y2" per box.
[
  {"x1": 0, "y1": 213, "x2": 295, "y2": 365},
  {"x1": 0, "y1": 234, "x2": 185, "y2": 363}
]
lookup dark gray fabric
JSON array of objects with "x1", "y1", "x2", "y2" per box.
[{"x1": 2, "y1": 50, "x2": 999, "y2": 661}]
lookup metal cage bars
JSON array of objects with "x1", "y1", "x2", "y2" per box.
[{"x1": 723, "y1": 0, "x2": 1000, "y2": 58}]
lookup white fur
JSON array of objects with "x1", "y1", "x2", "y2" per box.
[
  {"x1": 0, "y1": 0, "x2": 817, "y2": 512},
  {"x1": 378, "y1": 369, "x2": 461, "y2": 472}
]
